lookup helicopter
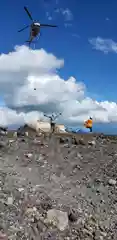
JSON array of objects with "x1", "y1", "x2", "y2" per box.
[{"x1": 18, "y1": 6, "x2": 58, "y2": 46}]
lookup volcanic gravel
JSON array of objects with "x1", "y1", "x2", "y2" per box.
[{"x1": 0, "y1": 132, "x2": 116, "y2": 239}]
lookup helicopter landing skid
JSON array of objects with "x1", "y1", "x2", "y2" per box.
[{"x1": 25, "y1": 34, "x2": 41, "y2": 49}]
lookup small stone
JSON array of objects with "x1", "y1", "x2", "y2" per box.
[
  {"x1": 40, "y1": 198, "x2": 52, "y2": 211},
  {"x1": 47, "y1": 209, "x2": 68, "y2": 231},
  {"x1": 83, "y1": 228, "x2": 93, "y2": 237},
  {"x1": 25, "y1": 153, "x2": 33, "y2": 158},
  {"x1": 16, "y1": 156, "x2": 19, "y2": 161},
  {"x1": 0, "y1": 142, "x2": 6, "y2": 148},
  {"x1": 33, "y1": 207, "x2": 37, "y2": 212},
  {"x1": 13, "y1": 132, "x2": 17, "y2": 137},
  {"x1": 101, "y1": 231, "x2": 107, "y2": 237},
  {"x1": 26, "y1": 207, "x2": 37, "y2": 215},
  {"x1": 77, "y1": 153, "x2": 83, "y2": 159},
  {"x1": 9, "y1": 140, "x2": 14, "y2": 143},
  {"x1": 18, "y1": 188, "x2": 24, "y2": 192},
  {"x1": 59, "y1": 138, "x2": 68, "y2": 144},
  {"x1": 20, "y1": 138, "x2": 25, "y2": 142},
  {"x1": 7, "y1": 197, "x2": 13, "y2": 205},
  {"x1": 88, "y1": 140, "x2": 96, "y2": 146},
  {"x1": 0, "y1": 131, "x2": 6, "y2": 136},
  {"x1": 64, "y1": 143, "x2": 69, "y2": 148},
  {"x1": 38, "y1": 154, "x2": 44, "y2": 161},
  {"x1": 79, "y1": 139, "x2": 85, "y2": 145},
  {"x1": 99, "y1": 237, "x2": 104, "y2": 240},
  {"x1": 25, "y1": 132, "x2": 28, "y2": 136},
  {"x1": 94, "y1": 229, "x2": 102, "y2": 239},
  {"x1": 0, "y1": 231, "x2": 7, "y2": 240},
  {"x1": 108, "y1": 179, "x2": 116, "y2": 186}
]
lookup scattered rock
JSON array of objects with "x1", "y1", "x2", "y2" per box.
[
  {"x1": 24, "y1": 153, "x2": 33, "y2": 158},
  {"x1": 59, "y1": 138, "x2": 68, "y2": 144},
  {"x1": 0, "y1": 131, "x2": 6, "y2": 136},
  {"x1": 108, "y1": 179, "x2": 116, "y2": 186},
  {"x1": 25, "y1": 206, "x2": 37, "y2": 215},
  {"x1": 0, "y1": 232, "x2": 7, "y2": 240},
  {"x1": 9, "y1": 140, "x2": 14, "y2": 143},
  {"x1": 0, "y1": 127, "x2": 7, "y2": 136},
  {"x1": 16, "y1": 156, "x2": 19, "y2": 161},
  {"x1": 46, "y1": 209, "x2": 68, "y2": 231},
  {"x1": 78, "y1": 139, "x2": 85, "y2": 145},
  {"x1": 88, "y1": 140, "x2": 96, "y2": 146},
  {"x1": 7, "y1": 196, "x2": 13, "y2": 205},
  {"x1": 0, "y1": 131, "x2": 116, "y2": 239},
  {"x1": 40, "y1": 197, "x2": 52, "y2": 211},
  {"x1": 13, "y1": 132, "x2": 17, "y2": 137},
  {"x1": 25, "y1": 132, "x2": 28, "y2": 137},
  {"x1": 77, "y1": 152, "x2": 83, "y2": 159},
  {"x1": 0, "y1": 141, "x2": 6, "y2": 148},
  {"x1": 18, "y1": 187, "x2": 24, "y2": 192}
]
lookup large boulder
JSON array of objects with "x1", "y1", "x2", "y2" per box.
[
  {"x1": 16, "y1": 124, "x2": 33, "y2": 137},
  {"x1": 0, "y1": 127, "x2": 7, "y2": 135}
]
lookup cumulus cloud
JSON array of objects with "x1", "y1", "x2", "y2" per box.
[
  {"x1": 0, "y1": 107, "x2": 47, "y2": 127},
  {"x1": 89, "y1": 37, "x2": 117, "y2": 54},
  {"x1": 0, "y1": 45, "x2": 117, "y2": 127}
]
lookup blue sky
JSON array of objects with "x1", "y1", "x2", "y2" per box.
[{"x1": 0, "y1": 0, "x2": 117, "y2": 103}]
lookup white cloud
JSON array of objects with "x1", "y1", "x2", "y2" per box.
[
  {"x1": 0, "y1": 107, "x2": 46, "y2": 127},
  {"x1": 61, "y1": 8, "x2": 73, "y2": 21},
  {"x1": 105, "y1": 17, "x2": 110, "y2": 21},
  {"x1": 89, "y1": 37, "x2": 117, "y2": 54},
  {"x1": 0, "y1": 45, "x2": 117, "y2": 127},
  {"x1": 64, "y1": 23, "x2": 72, "y2": 28},
  {"x1": 46, "y1": 12, "x2": 52, "y2": 21},
  {"x1": 72, "y1": 33, "x2": 80, "y2": 39},
  {"x1": 54, "y1": 8, "x2": 73, "y2": 22}
]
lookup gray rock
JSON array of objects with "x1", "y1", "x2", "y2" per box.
[
  {"x1": 46, "y1": 209, "x2": 68, "y2": 231},
  {"x1": 78, "y1": 139, "x2": 85, "y2": 145},
  {"x1": 88, "y1": 140, "x2": 96, "y2": 146},
  {"x1": 0, "y1": 141, "x2": 6, "y2": 148},
  {"x1": 108, "y1": 179, "x2": 116, "y2": 186},
  {"x1": 0, "y1": 231, "x2": 7, "y2": 240},
  {"x1": 7, "y1": 196, "x2": 13, "y2": 205},
  {"x1": 24, "y1": 153, "x2": 33, "y2": 158}
]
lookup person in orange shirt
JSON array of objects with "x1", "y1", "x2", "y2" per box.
[{"x1": 84, "y1": 117, "x2": 93, "y2": 132}]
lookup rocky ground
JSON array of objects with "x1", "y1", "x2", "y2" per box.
[{"x1": 0, "y1": 131, "x2": 116, "y2": 239}]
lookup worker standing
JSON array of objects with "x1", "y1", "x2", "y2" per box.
[
  {"x1": 44, "y1": 113, "x2": 62, "y2": 133},
  {"x1": 84, "y1": 117, "x2": 93, "y2": 132}
]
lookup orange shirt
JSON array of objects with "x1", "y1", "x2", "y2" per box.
[{"x1": 84, "y1": 119, "x2": 93, "y2": 128}]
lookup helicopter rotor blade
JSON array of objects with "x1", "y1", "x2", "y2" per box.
[
  {"x1": 40, "y1": 24, "x2": 58, "y2": 27},
  {"x1": 18, "y1": 25, "x2": 29, "y2": 32},
  {"x1": 24, "y1": 6, "x2": 33, "y2": 21}
]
